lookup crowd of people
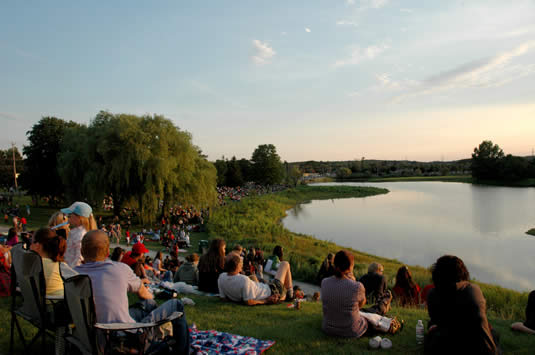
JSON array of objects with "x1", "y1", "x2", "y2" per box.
[
  {"x1": 216, "y1": 184, "x2": 287, "y2": 205},
  {"x1": 1, "y1": 198, "x2": 534, "y2": 354}
]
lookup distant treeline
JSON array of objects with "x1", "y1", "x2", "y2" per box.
[{"x1": 289, "y1": 158, "x2": 471, "y2": 180}]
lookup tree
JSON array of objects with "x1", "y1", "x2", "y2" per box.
[
  {"x1": 336, "y1": 167, "x2": 352, "y2": 179},
  {"x1": 237, "y1": 158, "x2": 253, "y2": 182},
  {"x1": 22, "y1": 116, "x2": 80, "y2": 205},
  {"x1": 287, "y1": 165, "x2": 302, "y2": 187},
  {"x1": 58, "y1": 111, "x2": 217, "y2": 223},
  {"x1": 214, "y1": 158, "x2": 228, "y2": 186},
  {"x1": 251, "y1": 144, "x2": 283, "y2": 185},
  {"x1": 471, "y1": 140, "x2": 504, "y2": 179},
  {"x1": 225, "y1": 156, "x2": 244, "y2": 187}
]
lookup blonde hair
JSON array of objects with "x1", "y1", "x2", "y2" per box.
[
  {"x1": 78, "y1": 214, "x2": 97, "y2": 232},
  {"x1": 48, "y1": 211, "x2": 70, "y2": 237}
]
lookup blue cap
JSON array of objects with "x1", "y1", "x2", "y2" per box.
[{"x1": 61, "y1": 202, "x2": 93, "y2": 218}]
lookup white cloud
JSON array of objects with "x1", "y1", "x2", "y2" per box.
[
  {"x1": 345, "y1": 0, "x2": 387, "y2": 9},
  {"x1": 281, "y1": 32, "x2": 287, "y2": 36},
  {"x1": 394, "y1": 41, "x2": 535, "y2": 101},
  {"x1": 399, "y1": 8, "x2": 414, "y2": 13},
  {"x1": 345, "y1": 0, "x2": 355, "y2": 5},
  {"x1": 334, "y1": 44, "x2": 390, "y2": 68},
  {"x1": 305, "y1": 28, "x2": 311, "y2": 33},
  {"x1": 336, "y1": 20, "x2": 358, "y2": 27},
  {"x1": 251, "y1": 39, "x2": 276, "y2": 66}
]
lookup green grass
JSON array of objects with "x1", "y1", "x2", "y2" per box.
[
  {"x1": 2, "y1": 293, "x2": 535, "y2": 354},
  {"x1": 526, "y1": 229, "x2": 535, "y2": 237}
]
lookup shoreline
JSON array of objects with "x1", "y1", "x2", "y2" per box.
[{"x1": 207, "y1": 184, "x2": 530, "y2": 320}]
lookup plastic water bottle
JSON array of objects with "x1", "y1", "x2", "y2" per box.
[{"x1": 416, "y1": 319, "x2": 424, "y2": 345}]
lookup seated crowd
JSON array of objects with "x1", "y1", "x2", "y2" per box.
[{"x1": 1, "y1": 199, "x2": 534, "y2": 355}]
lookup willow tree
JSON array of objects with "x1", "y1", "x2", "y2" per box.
[{"x1": 58, "y1": 111, "x2": 217, "y2": 224}]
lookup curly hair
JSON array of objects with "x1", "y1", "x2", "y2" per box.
[{"x1": 431, "y1": 255, "x2": 470, "y2": 288}]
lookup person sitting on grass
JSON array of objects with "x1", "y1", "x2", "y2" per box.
[
  {"x1": 425, "y1": 255, "x2": 498, "y2": 354},
  {"x1": 392, "y1": 265, "x2": 420, "y2": 306},
  {"x1": 316, "y1": 253, "x2": 335, "y2": 285},
  {"x1": 321, "y1": 250, "x2": 368, "y2": 337},
  {"x1": 198, "y1": 238, "x2": 226, "y2": 293},
  {"x1": 61, "y1": 201, "x2": 97, "y2": 267},
  {"x1": 218, "y1": 253, "x2": 293, "y2": 306},
  {"x1": 75, "y1": 230, "x2": 190, "y2": 355},
  {"x1": 359, "y1": 262, "x2": 387, "y2": 301},
  {"x1": 174, "y1": 253, "x2": 199, "y2": 285},
  {"x1": 264, "y1": 245, "x2": 284, "y2": 277},
  {"x1": 511, "y1": 290, "x2": 535, "y2": 335}
]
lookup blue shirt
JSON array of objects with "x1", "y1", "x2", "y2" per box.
[{"x1": 75, "y1": 260, "x2": 141, "y2": 323}]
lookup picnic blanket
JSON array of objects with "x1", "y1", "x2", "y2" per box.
[{"x1": 189, "y1": 324, "x2": 275, "y2": 355}]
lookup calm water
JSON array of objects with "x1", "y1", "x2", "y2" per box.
[{"x1": 283, "y1": 182, "x2": 535, "y2": 292}]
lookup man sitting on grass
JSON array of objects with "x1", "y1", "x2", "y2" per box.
[
  {"x1": 218, "y1": 253, "x2": 293, "y2": 305},
  {"x1": 75, "y1": 230, "x2": 190, "y2": 354}
]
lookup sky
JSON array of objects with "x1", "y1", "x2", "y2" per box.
[{"x1": 1, "y1": 0, "x2": 535, "y2": 162}]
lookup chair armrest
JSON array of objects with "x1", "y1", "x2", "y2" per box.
[{"x1": 95, "y1": 312, "x2": 183, "y2": 331}]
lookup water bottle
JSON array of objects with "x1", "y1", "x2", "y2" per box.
[{"x1": 416, "y1": 319, "x2": 424, "y2": 345}]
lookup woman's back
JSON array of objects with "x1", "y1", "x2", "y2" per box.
[{"x1": 321, "y1": 276, "x2": 368, "y2": 338}]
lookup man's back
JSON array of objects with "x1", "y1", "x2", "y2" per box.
[
  {"x1": 75, "y1": 260, "x2": 141, "y2": 323},
  {"x1": 218, "y1": 272, "x2": 270, "y2": 302},
  {"x1": 359, "y1": 272, "x2": 387, "y2": 300}
]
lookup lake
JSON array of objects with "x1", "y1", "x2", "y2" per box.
[{"x1": 283, "y1": 182, "x2": 535, "y2": 292}]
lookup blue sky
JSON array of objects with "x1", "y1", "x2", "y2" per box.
[{"x1": 2, "y1": 0, "x2": 535, "y2": 161}]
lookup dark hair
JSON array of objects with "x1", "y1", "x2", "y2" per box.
[
  {"x1": 198, "y1": 238, "x2": 226, "y2": 273},
  {"x1": 155, "y1": 251, "x2": 163, "y2": 261},
  {"x1": 394, "y1": 265, "x2": 417, "y2": 289},
  {"x1": 224, "y1": 254, "x2": 241, "y2": 273},
  {"x1": 333, "y1": 250, "x2": 354, "y2": 278},
  {"x1": 33, "y1": 227, "x2": 67, "y2": 262},
  {"x1": 273, "y1": 245, "x2": 284, "y2": 260},
  {"x1": 431, "y1": 255, "x2": 470, "y2": 289},
  {"x1": 110, "y1": 247, "x2": 124, "y2": 262},
  {"x1": 7, "y1": 227, "x2": 17, "y2": 242}
]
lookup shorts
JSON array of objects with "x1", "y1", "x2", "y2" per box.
[{"x1": 268, "y1": 279, "x2": 286, "y2": 297}]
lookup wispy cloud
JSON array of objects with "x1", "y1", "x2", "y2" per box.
[
  {"x1": 336, "y1": 20, "x2": 358, "y2": 27},
  {"x1": 394, "y1": 41, "x2": 535, "y2": 102},
  {"x1": 399, "y1": 8, "x2": 414, "y2": 13},
  {"x1": 251, "y1": 39, "x2": 276, "y2": 66},
  {"x1": 344, "y1": 0, "x2": 388, "y2": 9},
  {"x1": 334, "y1": 44, "x2": 389, "y2": 68},
  {"x1": 305, "y1": 28, "x2": 311, "y2": 33}
]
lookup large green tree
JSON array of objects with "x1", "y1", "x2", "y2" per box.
[
  {"x1": 22, "y1": 117, "x2": 80, "y2": 204},
  {"x1": 251, "y1": 144, "x2": 283, "y2": 185},
  {"x1": 471, "y1": 140, "x2": 505, "y2": 179},
  {"x1": 58, "y1": 111, "x2": 217, "y2": 223}
]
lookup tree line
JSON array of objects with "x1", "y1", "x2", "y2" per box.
[{"x1": 471, "y1": 140, "x2": 535, "y2": 181}]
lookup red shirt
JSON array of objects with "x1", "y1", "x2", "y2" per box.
[
  {"x1": 121, "y1": 251, "x2": 138, "y2": 267},
  {"x1": 21, "y1": 217, "x2": 27, "y2": 225}
]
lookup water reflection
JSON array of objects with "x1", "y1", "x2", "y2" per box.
[{"x1": 283, "y1": 182, "x2": 535, "y2": 291}]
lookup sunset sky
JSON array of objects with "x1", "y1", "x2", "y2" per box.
[{"x1": 1, "y1": 0, "x2": 534, "y2": 162}]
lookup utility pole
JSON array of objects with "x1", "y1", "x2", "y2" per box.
[{"x1": 12, "y1": 142, "x2": 18, "y2": 191}]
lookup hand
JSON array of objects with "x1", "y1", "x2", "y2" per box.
[
  {"x1": 141, "y1": 278, "x2": 150, "y2": 285},
  {"x1": 266, "y1": 294, "x2": 279, "y2": 304}
]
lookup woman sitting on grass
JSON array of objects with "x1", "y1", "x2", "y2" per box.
[
  {"x1": 198, "y1": 238, "x2": 226, "y2": 293},
  {"x1": 511, "y1": 291, "x2": 535, "y2": 335},
  {"x1": 321, "y1": 250, "x2": 368, "y2": 338},
  {"x1": 392, "y1": 265, "x2": 420, "y2": 306},
  {"x1": 425, "y1": 255, "x2": 498, "y2": 354}
]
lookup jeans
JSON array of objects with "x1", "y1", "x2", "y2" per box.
[{"x1": 130, "y1": 299, "x2": 190, "y2": 355}]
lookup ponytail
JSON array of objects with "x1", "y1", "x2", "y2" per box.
[{"x1": 33, "y1": 228, "x2": 67, "y2": 262}]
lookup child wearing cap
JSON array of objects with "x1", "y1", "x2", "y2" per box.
[{"x1": 62, "y1": 201, "x2": 97, "y2": 267}]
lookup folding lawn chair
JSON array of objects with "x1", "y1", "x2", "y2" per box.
[
  {"x1": 63, "y1": 274, "x2": 183, "y2": 355},
  {"x1": 9, "y1": 243, "x2": 69, "y2": 355}
]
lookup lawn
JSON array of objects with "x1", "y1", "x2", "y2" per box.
[{"x1": 3, "y1": 294, "x2": 535, "y2": 354}]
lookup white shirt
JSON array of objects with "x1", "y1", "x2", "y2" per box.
[
  {"x1": 65, "y1": 226, "x2": 87, "y2": 267},
  {"x1": 218, "y1": 272, "x2": 271, "y2": 302}
]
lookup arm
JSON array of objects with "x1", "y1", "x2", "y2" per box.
[
  {"x1": 245, "y1": 294, "x2": 279, "y2": 306},
  {"x1": 137, "y1": 283, "x2": 154, "y2": 300}
]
